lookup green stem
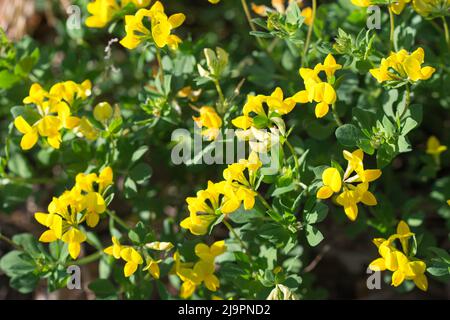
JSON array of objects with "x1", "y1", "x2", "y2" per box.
[
  {"x1": 442, "y1": 17, "x2": 450, "y2": 52},
  {"x1": 331, "y1": 103, "x2": 343, "y2": 127},
  {"x1": 301, "y1": 0, "x2": 317, "y2": 67},
  {"x1": 223, "y1": 219, "x2": 249, "y2": 253},
  {"x1": 155, "y1": 47, "x2": 164, "y2": 83},
  {"x1": 67, "y1": 251, "x2": 101, "y2": 267},
  {"x1": 0, "y1": 233, "x2": 22, "y2": 250},
  {"x1": 257, "y1": 193, "x2": 272, "y2": 212},
  {"x1": 285, "y1": 140, "x2": 300, "y2": 179},
  {"x1": 388, "y1": 7, "x2": 396, "y2": 52},
  {"x1": 240, "y1": 0, "x2": 264, "y2": 48},
  {"x1": 106, "y1": 210, "x2": 130, "y2": 231},
  {"x1": 399, "y1": 84, "x2": 411, "y2": 119},
  {"x1": 212, "y1": 78, "x2": 226, "y2": 113}
]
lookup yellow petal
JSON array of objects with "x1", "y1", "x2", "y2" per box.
[
  {"x1": 369, "y1": 258, "x2": 386, "y2": 272},
  {"x1": 413, "y1": 273, "x2": 428, "y2": 291},
  {"x1": 14, "y1": 116, "x2": 32, "y2": 134},
  {"x1": 21, "y1": 131, "x2": 39, "y2": 150},
  {"x1": 322, "y1": 167, "x2": 342, "y2": 192},
  {"x1": 391, "y1": 270, "x2": 405, "y2": 287},
  {"x1": 315, "y1": 102, "x2": 329, "y2": 118},
  {"x1": 124, "y1": 261, "x2": 138, "y2": 277},
  {"x1": 39, "y1": 230, "x2": 57, "y2": 242}
]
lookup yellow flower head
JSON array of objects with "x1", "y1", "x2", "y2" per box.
[
  {"x1": 173, "y1": 242, "x2": 224, "y2": 299},
  {"x1": 412, "y1": 0, "x2": 450, "y2": 18},
  {"x1": 426, "y1": 135, "x2": 447, "y2": 156},
  {"x1": 120, "y1": 1, "x2": 185, "y2": 50},
  {"x1": 35, "y1": 168, "x2": 113, "y2": 259},
  {"x1": 192, "y1": 106, "x2": 222, "y2": 141},
  {"x1": 369, "y1": 221, "x2": 428, "y2": 291},
  {"x1": 316, "y1": 149, "x2": 381, "y2": 221},
  {"x1": 370, "y1": 48, "x2": 435, "y2": 84},
  {"x1": 351, "y1": 0, "x2": 412, "y2": 14},
  {"x1": 293, "y1": 54, "x2": 340, "y2": 118},
  {"x1": 15, "y1": 81, "x2": 91, "y2": 150}
]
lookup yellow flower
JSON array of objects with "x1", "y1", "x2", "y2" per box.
[
  {"x1": 426, "y1": 136, "x2": 447, "y2": 156},
  {"x1": 98, "y1": 166, "x2": 114, "y2": 194},
  {"x1": 316, "y1": 149, "x2": 381, "y2": 221},
  {"x1": 413, "y1": 0, "x2": 450, "y2": 18},
  {"x1": 369, "y1": 221, "x2": 428, "y2": 291},
  {"x1": 143, "y1": 257, "x2": 161, "y2": 279},
  {"x1": 301, "y1": 7, "x2": 313, "y2": 26},
  {"x1": 208, "y1": 0, "x2": 221, "y2": 3},
  {"x1": 370, "y1": 48, "x2": 436, "y2": 84},
  {"x1": 104, "y1": 236, "x2": 123, "y2": 259},
  {"x1": 85, "y1": 0, "x2": 151, "y2": 28},
  {"x1": 173, "y1": 243, "x2": 224, "y2": 299},
  {"x1": 84, "y1": 192, "x2": 107, "y2": 227},
  {"x1": 85, "y1": 0, "x2": 120, "y2": 28},
  {"x1": 76, "y1": 117, "x2": 99, "y2": 141},
  {"x1": 93, "y1": 102, "x2": 113, "y2": 123},
  {"x1": 180, "y1": 179, "x2": 253, "y2": 235},
  {"x1": 121, "y1": 247, "x2": 144, "y2": 277},
  {"x1": 265, "y1": 87, "x2": 297, "y2": 115},
  {"x1": 351, "y1": 0, "x2": 412, "y2": 15},
  {"x1": 145, "y1": 241, "x2": 174, "y2": 251},
  {"x1": 293, "y1": 55, "x2": 340, "y2": 118},
  {"x1": 35, "y1": 168, "x2": 113, "y2": 259},
  {"x1": 192, "y1": 106, "x2": 222, "y2": 141},
  {"x1": 15, "y1": 81, "x2": 91, "y2": 150},
  {"x1": 316, "y1": 167, "x2": 342, "y2": 199},
  {"x1": 194, "y1": 240, "x2": 226, "y2": 263},
  {"x1": 120, "y1": 1, "x2": 185, "y2": 50}
]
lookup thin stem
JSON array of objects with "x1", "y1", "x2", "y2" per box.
[
  {"x1": 0, "y1": 233, "x2": 22, "y2": 250},
  {"x1": 442, "y1": 17, "x2": 450, "y2": 52},
  {"x1": 285, "y1": 140, "x2": 300, "y2": 179},
  {"x1": 257, "y1": 193, "x2": 272, "y2": 212},
  {"x1": 106, "y1": 210, "x2": 130, "y2": 231},
  {"x1": 301, "y1": 0, "x2": 317, "y2": 67},
  {"x1": 240, "y1": 0, "x2": 264, "y2": 48},
  {"x1": 67, "y1": 251, "x2": 101, "y2": 267},
  {"x1": 331, "y1": 103, "x2": 343, "y2": 127},
  {"x1": 155, "y1": 47, "x2": 164, "y2": 83},
  {"x1": 399, "y1": 84, "x2": 411, "y2": 119},
  {"x1": 212, "y1": 78, "x2": 226, "y2": 114},
  {"x1": 223, "y1": 219, "x2": 249, "y2": 253},
  {"x1": 388, "y1": 7, "x2": 396, "y2": 52}
]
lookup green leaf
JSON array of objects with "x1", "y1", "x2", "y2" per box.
[
  {"x1": 8, "y1": 153, "x2": 33, "y2": 178},
  {"x1": 304, "y1": 201, "x2": 328, "y2": 225},
  {"x1": 0, "y1": 70, "x2": 20, "y2": 89},
  {"x1": 305, "y1": 225, "x2": 324, "y2": 247},
  {"x1": 335, "y1": 124, "x2": 359, "y2": 147},
  {"x1": 131, "y1": 146, "x2": 149, "y2": 164},
  {"x1": 129, "y1": 163, "x2": 153, "y2": 185},
  {"x1": 124, "y1": 177, "x2": 138, "y2": 199},
  {"x1": 0, "y1": 251, "x2": 35, "y2": 277},
  {"x1": 88, "y1": 279, "x2": 118, "y2": 299}
]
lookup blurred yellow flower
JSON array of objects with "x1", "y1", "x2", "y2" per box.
[{"x1": 370, "y1": 48, "x2": 435, "y2": 84}]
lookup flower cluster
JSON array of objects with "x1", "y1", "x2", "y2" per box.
[
  {"x1": 172, "y1": 241, "x2": 226, "y2": 299},
  {"x1": 35, "y1": 167, "x2": 113, "y2": 259},
  {"x1": 293, "y1": 54, "x2": 341, "y2": 118},
  {"x1": 232, "y1": 87, "x2": 295, "y2": 151},
  {"x1": 192, "y1": 106, "x2": 223, "y2": 141},
  {"x1": 14, "y1": 80, "x2": 92, "y2": 150},
  {"x1": 85, "y1": 0, "x2": 151, "y2": 28},
  {"x1": 316, "y1": 149, "x2": 381, "y2": 221},
  {"x1": 180, "y1": 152, "x2": 262, "y2": 235},
  {"x1": 120, "y1": 1, "x2": 185, "y2": 50},
  {"x1": 413, "y1": 0, "x2": 450, "y2": 18},
  {"x1": 369, "y1": 221, "x2": 428, "y2": 291},
  {"x1": 370, "y1": 48, "x2": 436, "y2": 85},
  {"x1": 104, "y1": 237, "x2": 173, "y2": 277},
  {"x1": 351, "y1": 0, "x2": 411, "y2": 15}
]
